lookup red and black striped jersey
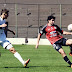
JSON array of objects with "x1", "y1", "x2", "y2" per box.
[{"x1": 40, "y1": 24, "x2": 63, "y2": 44}]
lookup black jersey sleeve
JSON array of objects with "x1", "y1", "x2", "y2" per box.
[
  {"x1": 55, "y1": 25, "x2": 63, "y2": 34},
  {"x1": 39, "y1": 24, "x2": 47, "y2": 37}
]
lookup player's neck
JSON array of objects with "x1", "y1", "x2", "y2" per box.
[
  {"x1": 47, "y1": 23, "x2": 53, "y2": 26},
  {"x1": 0, "y1": 15, "x2": 4, "y2": 20}
]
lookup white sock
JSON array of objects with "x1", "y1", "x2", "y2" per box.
[{"x1": 14, "y1": 52, "x2": 25, "y2": 65}]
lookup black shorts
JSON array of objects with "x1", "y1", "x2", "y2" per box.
[{"x1": 52, "y1": 38, "x2": 67, "y2": 51}]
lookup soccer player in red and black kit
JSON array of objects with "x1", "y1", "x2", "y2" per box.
[{"x1": 36, "y1": 15, "x2": 72, "y2": 68}]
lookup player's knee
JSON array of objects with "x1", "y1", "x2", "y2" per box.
[
  {"x1": 66, "y1": 40, "x2": 72, "y2": 45},
  {"x1": 60, "y1": 51, "x2": 66, "y2": 57},
  {"x1": 59, "y1": 49, "x2": 66, "y2": 55},
  {"x1": 67, "y1": 42, "x2": 72, "y2": 45},
  {"x1": 9, "y1": 47, "x2": 16, "y2": 54},
  {"x1": 60, "y1": 51, "x2": 65, "y2": 55}
]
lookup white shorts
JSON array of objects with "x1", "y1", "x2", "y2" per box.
[{"x1": 0, "y1": 40, "x2": 13, "y2": 50}]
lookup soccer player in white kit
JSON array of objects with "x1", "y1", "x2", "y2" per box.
[{"x1": 0, "y1": 9, "x2": 30, "y2": 67}]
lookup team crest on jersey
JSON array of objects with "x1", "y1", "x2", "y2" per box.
[
  {"x1": 40, "y1": 31, "x2": 43, "y2": 34},
  {"x1": 54, "y1": 27, "x2": 57, "y2": 29}
]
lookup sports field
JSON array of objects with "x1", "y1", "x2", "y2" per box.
[{"x1": 0, "y1": 45, "x2": 72, "y2": 72}]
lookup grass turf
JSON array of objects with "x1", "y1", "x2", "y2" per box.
[{"x1": 0, "y1": 45, "x2": 72, "y2": 72}]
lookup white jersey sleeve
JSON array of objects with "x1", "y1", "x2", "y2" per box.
[{"x1": 0, "y1": 17, "x2": 6, "y2": 43}]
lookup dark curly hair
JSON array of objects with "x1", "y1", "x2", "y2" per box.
[
  {"x1": 1, "y1": 9, "x2": 9, "y2": 15},
  {"x1": 47, "y1": 15, "x2": 55, "y2": 21}
]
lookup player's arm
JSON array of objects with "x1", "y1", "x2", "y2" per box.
[
  {"x1": 35, "y1": 34, "x2": 41, "y2": 49},
  {"x1": 55, "y1": 25, "x2": 63, "y2": 34},
  {"x1": 56, "y1": 25, "x2": 72, "y2": 35},
  {"x1": 0, "y1": 23, "x2": 7, "y2": 27},
  {"x1": 35, "y1": 25, "x2": 47, "y2": 49},
  {"x1": 63, "y1": 31, "x2": 72, "y2": 35},
  {"x1": 4, "y1": 28, "x2": 15, "y2": 35}
]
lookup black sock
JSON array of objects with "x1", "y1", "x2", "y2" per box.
[{"x1": 63, "y1": 56, "x2": 71, "y2": 65}]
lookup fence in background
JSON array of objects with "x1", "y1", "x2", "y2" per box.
[{"x1": 0, "y1": 3, "x2": 72, "y2": 39}]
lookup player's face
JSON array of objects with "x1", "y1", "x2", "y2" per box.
[
  {"x1": 48, "y1": 19, "x2": 55, "y2": 25},
  {"x1": 3, "y1": 13, "x2": 9, "y2": 19}
]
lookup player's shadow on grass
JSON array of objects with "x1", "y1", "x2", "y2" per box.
[
  {"x1": 4, "y1": 66, "x2": 49, "y2": 68},
  {"x1": 3, "y1": 65, "x2": 71, "y2": 68},
  {"x1": 29, "y1": 66, "x2": 49, "y2": 67},
  {"x1": 30, "y1": 65, "x2": 71, "y2": 68},
  {"x1": 3, "y1": 67, "x2": 29, "y2": 68}
]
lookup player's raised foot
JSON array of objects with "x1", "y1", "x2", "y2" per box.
[
  {"x1": 69, "y1": 52, "x2": 72, "y2": 56},
  {"x1": 24, "y1": 59, "x2": 30, "y2": 67}
]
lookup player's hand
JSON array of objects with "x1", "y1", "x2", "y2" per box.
[
  {"x1": 71, "y1": 32, "x2": 72, "y2": 35},
  {"x1": 0, "y1": 24, "x2": 7, "y2": 27},
  {"x1": 12, "y1": 31, "x2": 15, "y2": 35},
  {"x1": 35, "y1": 43, "x2": 39, "y2": 49}
]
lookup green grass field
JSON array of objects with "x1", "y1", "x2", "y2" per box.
[{"x1": 0, "y1": 45, "x2": 72, "y2": 72}]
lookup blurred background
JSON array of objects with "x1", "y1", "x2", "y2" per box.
[{"x1": 1, "y1": 0, "x2": 72, "y2": 39}]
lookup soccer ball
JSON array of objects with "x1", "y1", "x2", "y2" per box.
[{"x1": 68, "y1": 24, "x2": 72, "y2": 31}]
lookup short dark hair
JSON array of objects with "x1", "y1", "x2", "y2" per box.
[
  {"x1": 47, "y1": 15, "x2": 55, "y2": 21},
  {"x1": 1, "y1": 9, "x2": 9, "y2": 15}
]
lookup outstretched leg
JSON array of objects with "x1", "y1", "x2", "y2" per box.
[
  {"x1": 9, "y1": 47, "x2": 30, "y2": 67},
  {"x1": 59, "y1": 48, "x2": 72, "y2": 68},
  {"x1": 1, "y1": 40, "x2": 30, "y2": 67},
  {"x1": 9, "y1": 47, "x2": 25, "y2": 65}
]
